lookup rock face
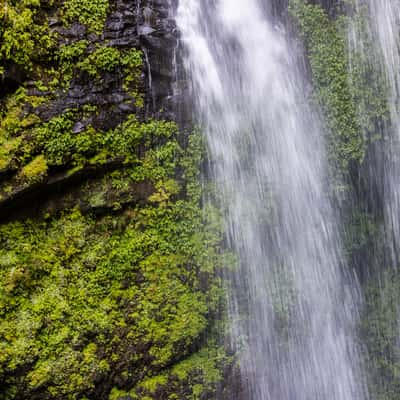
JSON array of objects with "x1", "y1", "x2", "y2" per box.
[
  {"x1": 0, "y1": 0, "x2": 184, "y2": 218},
  {"x1": 0, "y1": 1, "x2": 230, "y2": 399}
]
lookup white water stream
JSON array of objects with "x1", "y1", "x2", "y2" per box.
[{"x1": 176, "y1": 1, "x2": 367, "y2": 398}]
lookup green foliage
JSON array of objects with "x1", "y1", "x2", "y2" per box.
[
  {"x1": 0, "y1": 127, "x2": 226, "y2": 399},
  {"x1": 34, "y1": 111, "x2": 76, "y2": 165},
  {"x1": 62, "y1": 0, "x2": 109, "y2": 33},
  {"x1": 19, "y1": 154, "x2": 48, "y2": 182},
  {"x1": 0, "y1": 107, "x2": 173, "y2": 173},
  {"x1": 0, "y1": 0, "x2": 54, "y2": 71},
  {"x1": 289, "y1": 7, "x2": 395, "y2": 399},
  {"x1": 346, "y1": 11, "x2": 389, "y2": 144},
  {"x1": 0, "y1": 88, "x2": 44, "y2": 170},
  {"x1": 77, "y1": 46, "x2": 122, "y2": 76},
  {"x1": 57, "y1": 40, "x2": 89, "y2": 85},
  {"x1": 362, "y1": 270, "x2": 400, "y2": 400},
  {"x1": 171, "y1": 342, "x2": 225, "y2": 386},
  {"x1": 289, "y1": 0, "x2": 387, "y2": 172},
  {"x1": 108, "y1": 342, "x2": 230, "y2": 400},
  {"x1": 0, "y1": 2, "x2": 228, "y2": 399}
]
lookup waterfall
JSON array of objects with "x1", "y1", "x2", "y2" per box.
[
  {"x1": 346, "y1": 2, "x2": 400, "y2": 396},
  {"x1": 176, "y1": 0, "x2": 367, "y2": 399},
  {"x1": 362, "y1": 0, "x2": 400, "y2": 263}
]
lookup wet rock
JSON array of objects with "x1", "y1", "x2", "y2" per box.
[
  {"x1": 72, "y1": 121, "x2": 86, "y2": 134},
  {"x1": 54, "y1": 23, "x2": 87, "y2": 39},
  {"x1": 0, "y1": 63, "x2": 26, "y2": 97},
  {"x1": 1, "y1": 0, "x2": 184, "y2": 215}
]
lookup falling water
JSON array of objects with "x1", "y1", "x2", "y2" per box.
[
  {"x1": 176, "y1": 0, "x2": 367, "y2": 399},
  {"x1": 350, "y1": 0, "x2": 400, "y2": 263},
  {"x1": 374, "y1": 1, "x2": 400, "y2": 264}
]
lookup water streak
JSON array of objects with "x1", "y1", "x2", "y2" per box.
[
  {"x1": 350, "y1": 0, "x2": 400, "y2": 263},
  {"x1": 176, "y1": 0, "x2": 367, "y2": 399}
]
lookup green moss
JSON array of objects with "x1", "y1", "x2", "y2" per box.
[
  {"x1": 0, "y1": 137, "x2": 21, "y2": 171},
  {"x1": 108, "y1": 341, "x2": 230, "y2": 400},
  {"x1": 139, "y1": 375, "x2": 169, "y2": 393},
  {"x1": 362, "y1": 270, "x2": 400, "y2": 400},
  {"x1": 57, "y1": 40, "x2": 89, "y2": 85},
  {"x1": 19, "y1": 154, "x2": 48, "y2": 182},
  {"x1": 343, "y1": 210, "x2": 378, "y2": 257},
  {"x1": 0, "y1": 2, "x2": 229, "y2": 399},
  {"x1": 29, "y1": 110, "x2": 172, "y2": 170},
  {"x1": 62, "y1": 0, "x2": 109, "y2": 33},
  {"x1": 171, "y1": 343, "x2": 225, "y2": 384},
  {"x1": 77, "y1": 46, "x2": 122, "y2": 76},
  {"x1": 289, "y1": 0, "x2": 388, "y2": 175},
  {"x1": 109, "y1": 387, "x2": 130, "y2": 400},
  {"x1": 289, "y1": 0, "x2": 363, "y2": 171},
  {"x1": 0, "y1": 0, "x2": 54, "y2": 71},
  {"x1": 76, "y1": 46, "x2": 144, "y2": 104},
  {"x1": 0, "y1": 131, "x2": 227, "y2": 399},
  {"x1": 0, "y1": 88, "x2": 30, "y2": 138}
]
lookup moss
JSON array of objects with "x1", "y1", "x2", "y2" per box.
[
  {"x1": 342, "y1": 210, "x2": 378, "y2": 257},
  {"x1": 14, "y1": 110, "x2": 171, "y2": 171},
  {"x1": 290, "y1": 6, "x2": 400, "y2": 400},
  {"x1": 62, "y1": 0, "x2": 109, "y2": 33},
  {"x1": 0, "y1": 0, "x2": 55, "y2": 72},
  {"x1": 139, "y1": 375, "x2": 169, "y2": 393},
  {"x1": 171, "y1": 343, "x2": 225, "y2": 385},
  {"x1": 0, "y1": 1, "x2": 229, "y2": 399},
  {"x1": 0, "y1": 131, "x2": 227, "y2": 399},
  {"x1": 0, "y1": 88, "x2": 30, "y2": 138},
  {"x1": 289, "y1": 0, "x2": 388, "y2": 175},
  {"x1": 289, "y1": 0, "x2": 362, "y2": 171},
  {"x1": 0, "y1": 137, "x2": 21, "y2": 171},
  {"x1": 19, "y1": 154, "x2": 48, "y2": 182},
  {"x1": 362, "y1": 270, "x2": 400, "y2": 400},
  {"x1": 57, "y1": 40, "x2": 89, "y2": 85},
  {"x1": 77, "y1": 46, "x2": 122, "y2": 77},
  {"x1": 107, "y1": 341, "x2": 231, "y2": 400}
]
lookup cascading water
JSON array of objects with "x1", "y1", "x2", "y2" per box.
[
  {"x1": 373, "y1": 1, "x2": 400, "y2": 265},
  {"x1": 349, "y1": 0, "x2": 400, "y2": 263},
  {"x1": 176, "y1": 1, "x2": 367, "y2": 399}
]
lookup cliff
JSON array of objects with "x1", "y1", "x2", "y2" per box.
[{"x1": 0, "y1": 1, "x2": 231, "y2": 399}]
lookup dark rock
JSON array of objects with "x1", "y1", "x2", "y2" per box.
[
  {"x1": 72, "y1": 121, "x2": 85, "y2": 133},
  {"x1": 54, "y1": 23, "x2": 87, "y2": 39},
  {"x1": 0, "y1": 63, "x2": 26, "y2": 97},
  {"x1": 138, "y1": 25, "x2": 155, "y2": 36}
]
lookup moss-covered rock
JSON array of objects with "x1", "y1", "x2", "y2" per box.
[
  {"x1": 361, "y1": 270, "x2": 400, "y2": 400},
  {"x1": 289, "y1": 0, "x2": 388, "y2": 176},
  {"x1": 0, "y1": 1, "x2": 230, "y2": 399},
  {"x1": 0, "y1": 135, "x2": 226, "y2": 399},
  {"x1": 290, "y1": 3, "x2": 399, "y2": 400}
]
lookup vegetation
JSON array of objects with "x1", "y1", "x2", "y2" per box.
[
  {"x1": 289, "y1": 0, "x2": 388, "y2": 175},
  {"x1": 290, "y1": 3, "x2": 398, "y2": 400},
  {"x1": 0, "y1": 133, "x2": 227, "y2": 399},
  {"x1": 62, "y1": 0, "x2": 109, "y2": 33},
  {"x1": 0, "y1": 0, "x2": 230, "y2": 399},
  {"x1": 362, "y1": 270, "x2": 400, "y2": 400},
  {"x1": 2, "y1": 0, "x2": 399, "y2": 399},
  {"x1": 0, "y1": 0, "x2": 55, "y2": 73}
]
